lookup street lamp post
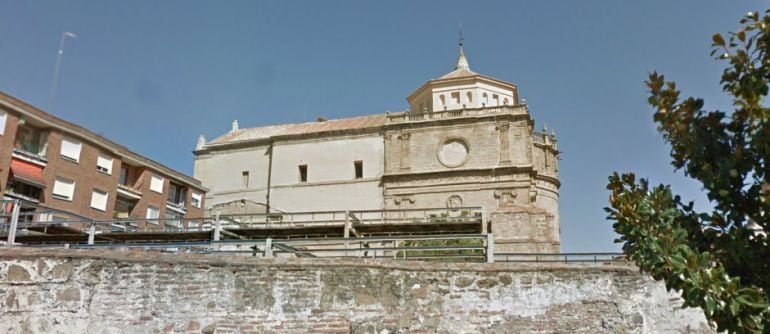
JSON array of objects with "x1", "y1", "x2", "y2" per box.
[{"x1": 49, "y1": 31, "x2": 76, "y2": 112}]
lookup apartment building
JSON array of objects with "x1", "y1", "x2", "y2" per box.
[{"x1": 0, "y1": 92, "x2": 206, "y2": 225}]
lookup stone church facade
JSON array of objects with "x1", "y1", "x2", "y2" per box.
[{"x1": 193, "y1": 48, "x2": 561, "y2": 252}]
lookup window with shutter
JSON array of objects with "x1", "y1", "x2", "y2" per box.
[
  {"x1": 96, "y1": 154, "x2": 113, "y2": 174},
  {"x1": 0, "y1": 110, "x2": 6, "y2": 136},
  {"x1": 90, "y1": 190, "x2": 108, "y2": 211},
  {"x1": 52, "y1": 178, "x2": 75, "y2": 201},
  {"x1": 191, "y1": 192, "x2": 202, "y2": 208},
  {"x1": 60, "y1": 138, "x2": 82, "y2": 162},
  {"x1": 150, "y1": 175, "x2": 164, "y2": 193}
]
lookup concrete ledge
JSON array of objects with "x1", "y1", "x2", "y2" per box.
[{"x1": 1, "y1": 247, "x2": 637, "y2": 274}]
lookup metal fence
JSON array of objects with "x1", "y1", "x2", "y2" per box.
[
  {"x1": 1, "y1": 199, "x2": 623, "y2": 264},
  {"x1": 495, "y1": 252, "x2": 624, "y2": 264}
]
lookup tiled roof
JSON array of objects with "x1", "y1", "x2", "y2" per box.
[
  {"x1": 207, "y1": 113, "x2": 388, "y2": 146},
  {"x1": 439, "y1": 68, "x2": 478, "y2": 80}
]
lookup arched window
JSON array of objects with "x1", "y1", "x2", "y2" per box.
[
  {"x1": 439, "y1": 95, "x2": 446, "y2": 107},
  {"x1": 503, "y1": 98, "x2": 509, "y2": 105},
  {"x1": 466, "y1": 92, "x2": 473, "y2": 104}
]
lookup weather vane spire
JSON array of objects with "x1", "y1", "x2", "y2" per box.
[
  {"x1": 458, "y1": 22, "x2": 464, "y2": 50},
  {"x1": 454, "y1": 23, "x2": 470, "y2": 71}
]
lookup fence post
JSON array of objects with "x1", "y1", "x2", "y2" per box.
[
  {"x1": 6, "y1": 200, "x2": 20, "y2": 246},
  {"x1": 393, "y1": 240, "x2": 398, "y2": 259},
  {"x1": 344, "y1": 210, "x2": 350, "y2": 257},
  {"x1": 265, "y1": 238, "x2": 273, "y2": 257},
  {"x1": 486, "y1": 233, "x2": 494, "y2": 263},
  {"x1": 87, "y1": 223, "x2": 95, "y2": 245},
  {"x1": 481, "y1": 207, "x2": 488, "y2": 235},
  {"x1": 213, "y1": 212, "x2": 221, "y2": 241}
]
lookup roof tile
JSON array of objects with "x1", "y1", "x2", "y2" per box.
[{"x1": 207, "y1": 113, "x2": 388, "y2": 146}]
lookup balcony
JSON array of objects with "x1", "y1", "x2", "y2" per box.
[
  {"x1": 13, "y1": 124, "x2": 48, "y2": 162},
  {"x1": 166, "y1": 201, "x2": 187, "y2": 215},
  {"x1": 116, "y1": 184, "x2": 142, "y2": 200},
  {"x1": 166, "y1": 183, "x2": 187, "y2": 214},
  {"x1": 4, "y1": 157, "x2": 45, "y2": 203},
  {"x1": 387, "y1": 105, "x2": 528, "y2": 124},
  {"x1": 4, "y1": 183, "x2": 42, "y2": 203}
]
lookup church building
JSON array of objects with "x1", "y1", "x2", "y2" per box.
[{"x1": 193, "y1": 47, "x2": 561, "y2": 252}]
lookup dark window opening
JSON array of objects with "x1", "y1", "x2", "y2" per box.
[
  {"x1": 242, "y1": 171, "x2": 250, "y2": 188},
  {"x1": 298, "y1": 165, "x2": 307, "y2": 183},
  {"x1": 354, "y1": 160, "x2": 363, "y2": 179},
  {"x1": 167, "y1": 183, "x2": 186, "y2": 206},
  {"x1": 119, "y1": 166, "x2": 129, "y2": 186},
  {"x1": 6, "y1": 179, "x2": 42, "y2": 201}
]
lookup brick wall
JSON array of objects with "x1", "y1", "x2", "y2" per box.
[
  {"x1": 0, "y1": 111, "x2": 20, "y2": 194},
  {"x1": 0, "y1": 249, "x2": 713, "y2": 333},
  {"x1": 0, "y1": 101, "x2": 206, "y2": 222},
  {"x1": 41, "y1": 131, "x2": 121, "y2": 220}
]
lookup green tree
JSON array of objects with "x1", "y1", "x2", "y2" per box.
[{"x1": 606, "y1": 10, "x2": 770, "y2": 333}]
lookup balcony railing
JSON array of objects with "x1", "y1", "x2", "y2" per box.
[
  {"x1": 116, "y1": 184, "x2": 142, "y2": 199},
  {"x1": 166, "y1": 201, "x2": 187, "y2": 214},
  {"x1": 12, "y1": 148, "x2": 47, "y2": 164},
  {"x1": 533, "y1": 131, "x2": 557, "y2": 146},
  {"x1": 387, "y1": 105, "x2": 528, "y2": 124}
]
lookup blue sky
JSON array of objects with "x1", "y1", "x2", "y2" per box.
[{"x1": 1, "y1": 1, "x2": 763, "y2": 252}]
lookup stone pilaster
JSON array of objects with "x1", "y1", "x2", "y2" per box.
[
  {"x1": 496, "y1": 123, "x2": 511, "y2": 165},
  {"x1": 399, "y1": 133, "x2": 411, "y2": 170}
]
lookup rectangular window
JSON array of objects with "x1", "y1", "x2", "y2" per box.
[
  {"x1": 0, "y1": 110, "x2": 6, "y2": 135},
  {"x1": 167, "y1": 183, "x2": 186, "y2": 206},
  {"x1": 451, "y1": 92, "x2": 460, "y2": 104},
  {"x1": 119, "y1": 166, "x2": 129, "y2": 185},
  {"x1": 298, "y1": 165, "x2": 307, "y2": 183},
  {"x1": 96, "y1": 154, "x2": 113, "y2": 174},
  {"x1": 90, "y1": 189, "x2": 108, "y2": 211},
  {"x1": 191, "y1": 192, "x2": 202, "y2": 208},
  {"x1": 52, "y1": 178, "x2": 75, "y2": 201},
  {"x1": 60, "y1": 137, "x2": 82, "y2": 162},
  {"x1": 149, "y1": 174, "x2": 164, "y2": 193},
  {"x1": 146, "y1": 206, "x2": 160, "y2": 222},
  {"x1": 7, "y1": 179, "x2": 41, "y2": 201},
  {"x1": 354, "y1": 160, "x2": 363, "y2": 179},
  {"x1": 242, "y1": 171, "x2": 250, "y2": 188}
]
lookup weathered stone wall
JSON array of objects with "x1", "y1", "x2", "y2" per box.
[
  {"x1": 491, "y1": 209, "x2": 560, "y2": 253},
  {"x1": 0, "y1": 249, "x2": 713, "y2": 334}
]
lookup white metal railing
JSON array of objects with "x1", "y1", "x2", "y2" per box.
[
  {"x1": 387, "y1": 105, "x2": 528, "y2": 123},
  {"x1": 1, "y1": 207, "x2": 485, "y2": 246},
  {"x1": 219, "y1": 207, "x2": 484, "y2": 229}
]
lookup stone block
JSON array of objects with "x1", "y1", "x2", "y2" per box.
[{"x1": 7, "y1": 264, "x2": 31, "y2": 282}]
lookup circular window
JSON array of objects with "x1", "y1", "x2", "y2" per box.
[
  {"x1": 437, "y1": 138, "x2": 469, "y2": 168},
  {"x1": 447, "y1": 195, "x2": 463, "y2": 209}
]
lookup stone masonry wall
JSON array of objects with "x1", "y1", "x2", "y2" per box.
[
  {"x1": 491, "y1": 209, "x2": 561, "y2": 253},
  {"x1": 0, "y1": 249, "x2": 713, "y2": 334}
]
